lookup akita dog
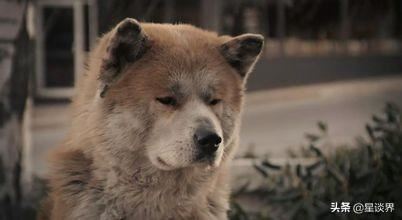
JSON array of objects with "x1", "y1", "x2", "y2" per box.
[{"x1": 38, "y1": 18, "x2": 263, "y2": 220}]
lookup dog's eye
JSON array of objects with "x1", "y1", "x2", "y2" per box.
[
  {"x1": 209, "y1": 99, "x2": 221, "y2": 106},
  {"x1": 156, "y1": 97, "x2": 177, "y2": 106}
]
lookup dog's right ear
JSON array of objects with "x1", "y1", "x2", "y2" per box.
[{"x1": 99, "y1": 18, "x2": 150, "y2": 98}]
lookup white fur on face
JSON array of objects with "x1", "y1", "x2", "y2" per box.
[
  {"x1": 103, "y1": 109, "x2": 145, "y2": 151},
  {"x1": 146, "y1": 100, "x2": 224, "y2": 170}
]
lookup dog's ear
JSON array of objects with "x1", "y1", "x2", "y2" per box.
[
  {"x1": 99, "y1": 18, "x2": 150, "y2": 98},
  {"x1": 219, "y1": 34, "x2": 264, "y2": 78}
]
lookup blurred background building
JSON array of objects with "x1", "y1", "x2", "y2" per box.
[
  {"x1": 30, "y1": 0, "x2": 402, "y2": 98},
  {"x1": 1, "y1": 0, "x2": 402, "y2": 219}
]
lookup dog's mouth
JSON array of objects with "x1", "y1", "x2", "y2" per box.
[
  {"x1": 195, "y1": 153, "x2": 217, "y2": 166},
  {"x1": 157, "y1": 157, "x2": 172, "y2": 168}
]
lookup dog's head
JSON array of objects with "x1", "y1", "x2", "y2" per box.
[{"x1": 94, "y1": 18, "x2": 263, "y2": 170}]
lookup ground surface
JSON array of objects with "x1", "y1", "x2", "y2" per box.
[
  {"x1": 30, "y1": 75, "x2": 402, "y2": 177},
  {"x1": 238, "y1": 75, "x2": 402, "y2": 158}
]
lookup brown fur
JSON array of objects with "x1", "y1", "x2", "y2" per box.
[{"x1": 39, "y1": 18, "x2": 263, "y2": 220}]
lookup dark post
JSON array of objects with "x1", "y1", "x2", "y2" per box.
[
  {"x1": 164, "y1": 0, "x2": 175, "y2": 23},
  {"x1": 339, "y1": 0, "x2": 350, "y2": 51},
  {"x1": 276, "y1": 0, "x2": 286, "y2": 55},
  {"x1": 201, "y1": 0, "x2": 222, "y2": 32}
]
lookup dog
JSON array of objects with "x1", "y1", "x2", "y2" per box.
[{"x1": 38, "y1": 18, "x2": 263, "y2": 220}]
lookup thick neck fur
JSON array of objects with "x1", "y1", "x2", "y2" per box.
[
  {"x1": 91, "y1": 149, "x2": 223, "y2": 219},
  {"x1": 66, "y1": 140, "x2": 228, "y2": 220}
]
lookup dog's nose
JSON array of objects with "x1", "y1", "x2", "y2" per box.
[{"x1": 194, "y1": 129, "x2": 222, "y2": 156}]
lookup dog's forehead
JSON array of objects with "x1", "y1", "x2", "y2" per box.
[
  {"x1": 123, "y1": 23, "x2": 241, "y2": 99},
  {"x1": 166, "y1": 70, "x2": 219, "y2": 98}
]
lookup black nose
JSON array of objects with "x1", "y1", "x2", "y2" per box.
[{"x1": 194, "y1": 129, "x2": 222, "y2": 156}]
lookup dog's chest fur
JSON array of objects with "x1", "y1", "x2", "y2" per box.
[
  {"x1": 52, "y1": 151, "x2": 228, "y2": 220},
  {"x1": 99, "y1": 169, "x2": 216, "y2": 219}
]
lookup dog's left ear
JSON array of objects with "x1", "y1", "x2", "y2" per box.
[
  {"x1": 99, "y1": 18, "x2": 150, "y2": 98},
  {"x1": 219, "y1": 34, "x2": 264, "y2": 78}
]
